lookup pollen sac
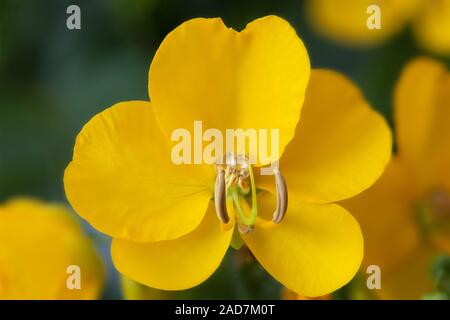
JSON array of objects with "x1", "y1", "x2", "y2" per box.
[
  {"x1": 216, "y1": 153, "x2": 251, "y2": 193},
  {"x1": 214, "y1": 169, "x2": 230, "y2": 224},
  {"x1": 238, "y1": 173, "x2": 250, "y2": 195},
  {"x1": 238, "y1": 222, "x2": 254, "y2": 234}
]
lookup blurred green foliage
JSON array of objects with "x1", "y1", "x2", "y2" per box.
[
  {"x1": 1, "y1": 0, "x2": 449, "y2": 299},
  {"x1": 422, "y1": 256, "x2": 450, "y2": 299}
]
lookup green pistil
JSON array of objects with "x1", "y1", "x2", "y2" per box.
[
  {"x1": 229, "y1": 164, "x2": 258, "y2": 226},
  {"x1": 230, "y1": 188, "x2": 254, "y2": 226}
]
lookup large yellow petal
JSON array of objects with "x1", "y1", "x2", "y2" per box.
[
  {"x1": 149, "y1": 16, "x2": 310, "y2": 164},
  {"x1": 413, "y1": 0, "x2": 450, "y2": 55},
  {"x1": 261, "y1": 70, "x2": 391, "y2": 203},
  {"x1": 0, "y1": 198, "x2": 104, "y2": 300},
  {"x1": 64, "y1": 101, "x2": 215, "y2": 242},
  {"x1": 394, "y1": 58, "x2": 450, "y2": 191},
  {"x1": 307, "y1": 0, "x2": 423, "y2": 46},
  {"x1": 242, "y1": 193, "x2": 363, "y2": 297},
  {"x1": 341, "y1": 158, "x2": 421, "y2": 273},
  {"x1": 111, "y1": 204, "x2": 233, "y2": 291}
]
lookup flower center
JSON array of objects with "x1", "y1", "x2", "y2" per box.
[
  {"x1": 427, "y1": 189, "x2": 450, "y2": 220},
  {"x1": 415, "y1": 188, "x2": 450, "y2": 240},
  {"x1": 214, "y1": 153, "x2": 288, "y2": 234}
]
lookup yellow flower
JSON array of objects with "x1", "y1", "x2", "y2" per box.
[
  {"x1": 342, "y1": 57, "x2": 450, "y2": 299},
  {"x1": 0, "y1": 198, "x2": 104, "y2": 300},
  {"x1": 307, "y1": 0, "x2": 450, "y2": 55},
  {"x1": 64, "y1": 16, "x2": 391, "y2": 297}
]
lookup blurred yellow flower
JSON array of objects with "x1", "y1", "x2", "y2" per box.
[
  {"x1": 283, "y1": 287, "x2": 331, "y2": 300},
  {"x1": 343, "y1": 57, "x2": 450, "y2": 299},
  {"x1": 0, "y1": 198, "x2": 104, "y2": 300},
  {"x1": 307, "y1": 0, "x2": 450, "y2": 55},
  {"x1": 64, "y1": 16, "x2": 391, "y2": 297}
]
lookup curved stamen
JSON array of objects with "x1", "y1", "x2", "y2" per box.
[
  {"x1": 272, "y1": 168, "x2": 288, "y2": 224},
  {"x1": 214, "y1": 169, "x2": 230, "y2": 224}
]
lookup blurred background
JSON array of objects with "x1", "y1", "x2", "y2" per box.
[{"x1": 1, "y1": 0, "x2": 449, "y2": 299}]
